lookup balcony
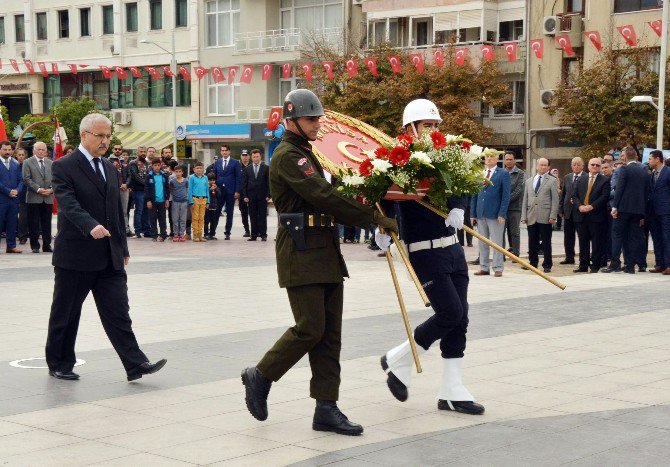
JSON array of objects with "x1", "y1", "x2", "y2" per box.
[
  {"x1": 234, "y1": 27, "x2": 344, "y2": 55},
  {"x1": 494, "y1": 43, "x2": 527, "y2": 74}
]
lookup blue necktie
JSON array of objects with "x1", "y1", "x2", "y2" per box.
[{"x1": 534, "y1": 175, "x2": 542, "y2": 194}]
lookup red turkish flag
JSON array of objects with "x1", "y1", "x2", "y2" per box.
[
  {"x1": 409, "y1": 53, "x2": 424, "y2": 73},
  {"x1": 78, "y1": 64, "x2": 89, "y2": 68},
  {"x1": 301, "y1": 62, "x2": 313, "y2": 81},
  {"x1": 617, "y1": 25, "x2": 638, "y2": 47},
  {"x1": 556, "y1": 34, "x2": 575, "y2": 56},
  {"x1": 178, "y1": 66, "x2": 191, "y2": 80},
  {"x1": 163, "y1": 66, "x2": 175, "y2": 77},
  {"x1": 281, "y1": 63, "x2": 292, "y2": 79},
  {"x1": 364, "y1": 58, "x2": 378, "y2": 77},
  {"x1": 322, "y1": 61, "x2": 335, "y2": 79},
  {"x1": 228, "y1": 66, "x2": 239, "y2": 84},
  {"x1": 37, "y1": 62, "x2": 49, "y2": 77},
  {"x1": 454, "y1": 48, "x2": 468, "y2": 66},
  {"x1": 481, "y1": 45, "x2": 495, "y2": 62},
  {"x1": 193, "y1": 66, "x2": 209, "y2": 79},
  {"x1": 240, "y1": 65, "x2": 253, "y2": 83},
  {"x1": 24, "y1": 60, "x2": 35, "y2": 74},
  {"x1": 51, "y1": 63, "x2": 60, "y2": 75},
  {"x1": 128, "y1": 66, "x2": 142, "y2": 78},
  {"x1": 530, "y1": 39, "x2": 544, "y2": 59},
  {"x1": 67, "y1": 63, "x2": 78, "y2": 74},
  {"x1": 115, "y1": 66, "x2": 129, "y2": 80},
  {"x1": 267, "y1": 107, "x2": 282, "y2": 131},
  {"x1": 211, "y1": 66, "x2": 225, "y2": 83},
  {"x1": 345, "y1": 59, "x2": 358, "y2": 77},
  {"x1": 145, "y1": 66, "x2": 162, "y2": 79},
  {"x1": 649, "y1": 20, "x2": 663, "y2": 37},
  {"x1": 100, "y1": 66, "x2": 113, "y2": 79},
  {"x1": 583, "y1": 31, "x2": 603, "y2": 51},
  {"x1": 434, "y1": 50, "x2": 445, "y2": 67},
  {"x1": 504, "y1": 42, "x2": 518, "y2": 62},
  {"x1": 387, "y1": 55, "x2": 401, "y2": 73},
  {"x1": 261, "y1": 64, "x2": 272, "y2": 80},
  {"x1": 10, "y1": 59, "x2": 20, "y2": 72}
]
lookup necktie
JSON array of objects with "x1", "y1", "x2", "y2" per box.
[
  {"x1": 223, "y1": 158, "x2": 228, "y2": 171},
  {"x1": 93, "y1": 158, "x2": 106, "y2": 183},
  {"x1": 653, "y1": 170, "x2": 659, "y2": 187},
  {"x1": 39, "y1": 159, "x2": 46, "y2": 179},
  {"x1": 486, "y1": 169, "x2": 491, "y2": 180},
  {"x1": 584, "y1": 175, "x2": 595, "y2": 205},
  {"x1": 3, "y1": 158, "x2": 9, "y2": 170},
  {"x1": 534, "y1": 175, "x2": 542, "y2": 194},
  {"x1": 573, "y1": 174, "x2": 578, "y2": 185},
  {"x1": 254, "y1": 164, "x2": 258, "y2": 178}
]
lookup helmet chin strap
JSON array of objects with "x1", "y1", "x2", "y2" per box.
[
  {"x1": 292, "y1": 118, "x2": 313, "y2": 141},
  {"x1": 409, "y1": 122, "x2": 419, "y2": 139}
]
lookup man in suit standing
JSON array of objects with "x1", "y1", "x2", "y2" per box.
[
  {"x1": 602, "y1": 147, "x2": 650, "y2": 274},
  {"x1": 504, "y1": 151, "x2": 525, "y2": 257},
  {"x1": 470, "y1": 152, "x2": 511, "y2": 277},
  {"x1": 646, "y1": 150, "x2": 670, "y2": 274},
  {"x1": 45, "y1": 113, "x2": 166, "y2": 381},
  {"x1": 559, "y1": 157, "x2": 585, "y2": 265},
  {"x1": 22, "y1": 141, "x2": 54, "y2": 253},
  {"x1": 241, "y1": 149, "x2": 270, "y2": 241},
  {"x1": 571, "y1": 158, "x2": 611, "y2": 273},
  {"x1": 521, "y1": 158, "x2": 559, "y2": 273},
  {"x1": 15, "y1": 147, "x2": 30, "y2": 245},
  {"x1": 0, "y1": 141, "x2": 23, "y2": 254},
  {"x1": 211, "y1": 145, "x2": 241, "y2": 240},
  {"x1": 239, "y1": 149, "x2": 252, "y2": 238}
]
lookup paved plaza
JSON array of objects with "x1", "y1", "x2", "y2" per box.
[{"x1": 1, "y1": 212, "x2": 669, "y2": 466}]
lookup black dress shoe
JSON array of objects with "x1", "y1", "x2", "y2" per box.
[
  {"x1": 209, "y1": 236, "x2": 218, "y2": 240},
  {"x1": 247, "y1": 237, "x2": 257, "y2": 241},
  {"x1": 438, "y1": 399, "x2": 485, "y2": 415},
  {"x1": 573, "y1": 267, "x2": 588, "y2": 273},
  {"x1": 380, "y1": 355, "x2": 408, "y2": 402},
  {"x1": 243, "y1": 232, "x2": 250, "y2": 238},
  {"x1": 135, "y1": 233, "x2": 143, "y2": 238},
  {"x1": 127, "y1": 359, "x2": 167, "y2": 381},
  {"x1": 43, "y1": 247, "x2": 53, "y2": 253},
  {"x1": 49, "y1": 370, "x2": 80, "y2": 380},
  {"x1": 261, "y1": 237, "x2": 267, "y2": 241},
  {"x1": 241, "y1": 367, "x2": 272, "y2": 421},
  {"x1": 224, "y1": 235, "x2": 230, "y2": 240},
  {"x1": 19, "y1": 238, "x2": 27, "y2": 245},
  {"x1": 469, "y1": 258, "x2": 480, "y2": 265},
  {"x1": 313, "y1": 400, "x2": 363, "y2": 436},
  {"x1": 601, "y1": 266, "x2": 621, "y2": 273},
  {"x1": 126, "y1": 231, "x2": 135, "y2": 237},
  {"x1": 590, "y1": 268, "x2": 599, "y2": 273},
  {"x1": 623, "y1": 267, "x2": 635, "y2": 274},
  {"x1": 32, "y1": 248, "x2": 40, "y2": 253},
  {"x1": 638, "y1": 267, "x2": 646, "y2": 273},
  {"x1": 543, "y1": 268, "x2": 551, "y2": 273},
  {"x1": 560, "y1": 259, "x2": 575, "y2": 265}
]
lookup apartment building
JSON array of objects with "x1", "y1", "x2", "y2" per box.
[{"x1": 527, "y1": 0, "x2": 666, "y2": 174}]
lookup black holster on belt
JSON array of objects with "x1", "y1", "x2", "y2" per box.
[{"x1": 279, "y1": 213, "x2": 306, "y2": 251}]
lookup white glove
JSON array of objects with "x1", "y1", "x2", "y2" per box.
[
  {"x1": 445, "y1": 208, "x2": 465, "y2": 230},
  {"x1": 375, "y1": 228, "x2": 392, "y2": 252}
]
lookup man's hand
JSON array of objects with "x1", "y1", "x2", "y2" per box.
[
  {"x1": 9, "y1": 189, "x2": 18, "y2": 198},
  {"x1": 90, "y1": 225, "x2": 111, "y2": 239},
  {"x1": 234, "y1": 192, "x2": 240, "y2": 200},
  {"x1": 205, "y1": 204, "x2": 209, "y2": 209},
  {"x1": 611, "y1": 209, "x2": 618, "y2": 219},
  {"x1": 147, "y1": 201, "x2": 153, "y2": 209},
  {"x1": 374, "y1": 228, "x2": 392, "y2": 252},
  {"x1": 549, "y1": 218, "x2": 557, "y2": 224},
  {"x1": 521, "y1": 219, "x2": 527, "y2": 224},
  {"x1": 120, "y1": 184, "x2": 128, "y2": 191},
  {"x1": 124, "y1": 257, "x2": 130, "y2": 266},
  {"x1": 445, "y1": 208, "x2": 464, "y2": 229},
  {"x1": 165, "y1": 201, "x2": 170, "y2": 208},
  {"x1": 497, "y1": 216, "x2": 505, "y2": 224},
  {"x1": 640, "y1": 218, "x2": 645, "y2": 227},
  {"x1": 244, "y1": 197, "x2": 249, "y2": 203},
  {"x1": 373, "y1": 212, "x2": 398, "y2": 234}
]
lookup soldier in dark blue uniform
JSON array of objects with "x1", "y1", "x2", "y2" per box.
[{"x1": 378, "y1": 99, "x2": 485, "y2": 415}]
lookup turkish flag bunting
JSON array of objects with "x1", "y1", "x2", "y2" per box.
[
  {"x1": 145, "y1": 66, "x2": 162, "y2": 79},
  {"x1": 504, "y1": 42, "x2": 518, "y2": 62},
  {"x1": 556, "y1": 34, "x2": 575, "y2": 56},
  {"x1": 364, "y1": 58, "x2": 378, "y2": 77},
  {"x1": 583, "y1": 31, "x2": 603, "y2": 51},
  {"x1": 10, "y1": 59, "x2": 20, "y2": 72},
  {"x1": 434, "y1": 50, "x2": 445, "y2": 67},
  {"x1": 281, "y1": 63, "x2": 292, "y2": 79},
  {"x1": 178, "y1": 66, "x2": 191, "y2": 80},
  {"x1": 267, "y1": 107, "x2": 282, "y2": 131},
  {"x1": 345, "y1": 59, "x2": 358, "y2": 77},
  {"x1": 37, "y1": 62, "x2": 49, "y2": 77},
  {"x1": 387, "y1": 55, "x2": 402, "y2": 73},
  {"x1": 409, "y1": 53, "x2": 424, "y2": 73},
  {"x1": 228, "y1": 66, "x2": 239, "y2": 85},
  {"x1": 240, "y1": 65, "x2": 254, "y2": 83},
  {"x1": 24, "y1": 60, "x2": 35, "y2": 74},
  {"x1": 115, "y1": 66, "x2": 129, "y2": 80},
  {"x1": 79, "y1": 64, "x2": 89, "y2": 68},
  {"x1": 128, "y1": 66, "x2": 143, "y2": 78},
  {"x1": 211, "y1": 66, "x2": 225, "y2": 83},
  {"x1": 67, "y1": 63, "x2": 78, "y2": 74},
  {"x1": 649, "y1": 20, "x2": 663, "y2": 37},
  {"x1": 617, "y1": 25, "x2": 637, "y2": 47},
  {"x1": 481, "y1": 45, "x2": 495, "y2": 62},
  {"x1": 193, "y1": 66, "x2": 209, "y2": 79},
  {"x1": 455, "y1": 48, "x2": 468, "y2": 66},
  {"x1": 163, "y1": 66, "x2": 175, "y2": 77},
  {"x1": 100, "y1": 66, "x2": 113, "y2": 79},
  {"x1": 529, "y1": 39, "x2": 544, "y2": 59},
  {"x1": 322, "y1": 61, "x2": 335, "y2": 79},
  {"x1": 51, "y1": 63, "x2": 60, "y2": 75},
  {"x1": 261, "y1": 64, "x2": 272, "y2": 80},
  {"x1": 301, "y1": 62, "x2": 313, "y2": 81}
]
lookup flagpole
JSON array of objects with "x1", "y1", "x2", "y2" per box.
[{"x1": 657, "y1": 0, "x2": 669, "y2": 150}]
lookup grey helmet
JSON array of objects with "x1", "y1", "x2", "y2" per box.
[{"x1": 282, "y1": 89, "x2": 325, "y2": 120}]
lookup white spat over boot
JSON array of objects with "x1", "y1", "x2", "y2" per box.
[
  {"x1": 380, "y1": 340, "x2": 425, "y2": 402},
  {"x1": 437, "y1": 358, "x2": 485, "y2": 415}
]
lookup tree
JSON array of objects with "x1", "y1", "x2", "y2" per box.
[{"x1": 18, "y1": 114, "x2": 53, "y2": 144}]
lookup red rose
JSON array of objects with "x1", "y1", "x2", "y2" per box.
[
  {"x1": 390, "y1": 146, "x2": 411, "y2": 166},
  {"x1": 461, "y1": 141, "x2": 472, "y2": 151},
  {"x1": 430, "y1": 131, "x2": 447, "y2": 149},
  {"x1": 359, "y1": 158, "x2": 373, "y2": 177},
  {"x1": 374, "y1": 147, "x2": 390, "y2": 160},
  {"x1": 397, "y1": 134, "x2": 413, "y2": 147}
]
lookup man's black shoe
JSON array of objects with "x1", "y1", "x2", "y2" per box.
[
  {"x1": 243, "y1": 232, "x2": 250, "y2": 238},
  {"x1": 313, "y1": 400, "x2": 363, "y2": 436},
  {"x1": 623, "y1": 267, "x2": 635, "y2": 274},
  {"x1": 225, "y1": 234, "x2": 231, "y2": 240},
  {"x1": 241, "y1": 367, "x2": 272, "y2": 421},
  {"x1": 438, "y1": 399, "x2": 485, "y2": 415},
  {"x1": 135, "y1": 233, "x2": 143, "y2": 238},
  {"x1": 32, "y1": 248, "x2": 40, "y2": 253},
  {"x1": 543, "y1": 268, "x2": 551, "y2": 273},
  {"x1": 247, "y1": 237, "x2": 257, "y2": 241},
  {"x1": 638, "y1": 267, "x2": 646, "y2": 273},
  {"x1": 573, "y1": 267, "x2": 588, "y2": 273},
  {"x1": 601, "y1": 266, "x2": 621, "y2": 273},
  {"x1": 380, "y1": 355, "x2": 408, "y2": 402},
  {"x1": 43, "y1": 246, "x2": 53, "y2": 253},
  {"x1": 49, "y1": 370, "x2": 80, "y2": 380},
  {"x1": 127, "y1": 359, "x2": 167, "y2": 381},
  {"x1": 469, "y1": 258, "x2": 480, "y2": 265},
  {"x1": 560, "y1": 259, "x2": 575, "y2": 265},
  {"x1": 19, "y1": 238, "x2": 27, "y2": 245},
  {"x1": 261, "y1": 236, "x2": 267, "y2": 241},
  {"x1": 590, "y1": 268, "x2": 599, "y2": 273},
  {"x1": 209, "y1": 236, "x2": 218, "y2": 240},
  {"x1": 126, "y1": 231, "x2": 135, "y2": 237},
  {"x1": 368, "y1": 244, "x2": 381, "y2": 251}
]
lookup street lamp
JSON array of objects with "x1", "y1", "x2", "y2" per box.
[
  {"x1": 139, "y1": 29, "x2": 177, "y2": 159},
  {"x1": 630, "y1": 95, "x2": 659, "y2": 110}
]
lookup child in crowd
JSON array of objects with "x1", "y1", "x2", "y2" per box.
[
  {"x1": 204, "y1": 173, "x2": 221, "y2": 240},
  {"x1": 145, "y1": 158, "x2": 170, "y2": 242},
  {"x1": 188, "y1": 161, "x2": 210, "y2": 242},
  {"x1": 169, "y1": 165, "x2": 189, "y2": 242}
]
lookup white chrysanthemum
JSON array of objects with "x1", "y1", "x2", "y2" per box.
[
  {"x1": 410, "y1": 151, "x2": 434, "y2": 167},
  {"x1": 371, "y1": 158, "x2": 393, "y2": 173},
  {"x1": 341, "y1": 174, "x2": 365, "y2": 186},
  {"x1": 469, "y1": 145, "x2": 484, "y2": 156},
  {"x1": 446, "y1": 134, "x2": 459, "y2": 144}
]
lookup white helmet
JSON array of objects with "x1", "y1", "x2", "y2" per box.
[{"x1": 402, "y1": 99, "x2": 442, "y2": 127}]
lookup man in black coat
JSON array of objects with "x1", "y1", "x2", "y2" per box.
[
  {"x1": 558, "y1": 157, "x2": 585, "y2": 264},
  {"x1": 241, "y1": 149, "x2": 270, "y2": 241},
  {"x1": 46, "y1": 113, "x2": 166, "y2": 381}
]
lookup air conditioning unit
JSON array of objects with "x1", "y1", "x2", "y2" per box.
[
  {"x1": 540, "y1": 89, "x2": 556, "y2": 108},
  {"x1": 543, "y1": 16, "x2": 558, "y2": 36},
  {"x1": 112, "y1": 109, "x2": 132, "y2": 126}
]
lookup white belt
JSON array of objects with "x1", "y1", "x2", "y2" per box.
[{"x1": 408, "y1": 234, "x2": 458, "y2": 253}]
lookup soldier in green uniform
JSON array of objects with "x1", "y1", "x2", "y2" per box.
[{"x1": 241, "y1": 89, "x2": 398, "y2": 436}]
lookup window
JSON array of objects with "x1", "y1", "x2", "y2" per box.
[
  {"x1": 36, "y1": 12, "x2": 47, "y2": 40},
  {"x1": 281, "y1": 0, "x2": 343, "y2": 30},
  {"x1": 536, "y1": 131, "x2": 581, "y2": 148},
  {"x1": 494, "y1": 81, "x2": 525, "y2": 116},
  {"x1": 613, "y1": 0, "x2": 660, "y2": 13},
  {"x1": 58, "y1": 10, "x2": 69, "y2": 39},
  {"x1": 412, "y1": 18, "x2": 432, "y2": 46},
  {"x1": 562, "y1": 50, "x2": 583, "y2": 87},
  {"x1": 208, "y1": 75, "x2": 239, "y2": 115},
  {"x1": 499, "y1": 20, "x2": 523, "y2": 42},
  {"x1": 279, "y1": 71, "x2": 305, "y2": 104},
  {"x1": 126, "y1": 3, "x2": 138, "y2": 32},
  {"x1": 206, "y1": 0, "x2": 240, "y2": 47},
  {"x1": 102, "y1": 5, "x2": 114, "y2": 35},
  {"x1": 15, "y1": 15, "x2": 25, "y2": 42},
  {"x1": 0, "y1": 17, "x2": 5, "y2": 44},
  {"x1": 175, "y1": 0, "x2": 188, "y2": 27},
  {"x1": 80, "y1": 8, "x2": 91, "y2": 37},
  {"x1": 565, "y1": 0, "x2": 584, "y2": 13},
  {"x1": 150, "y1": 0, "x2": 163, "y2": 30}
]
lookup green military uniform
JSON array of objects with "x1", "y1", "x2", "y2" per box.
[{"x1": 256, "y1": 130, "x2": 376, "y2": 401}]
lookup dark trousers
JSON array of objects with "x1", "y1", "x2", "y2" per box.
[
  {"x1": 457, "y1": 215, "x2": 474, "y2": 246},
  {"x1": 649, "y1": 214, "x2": 670, "y2": 269},
  {"x1": 504, "y1": 210, "x2": 521, "y2": 255},
  {"x1": 601, "y1": 210, "x2": 613, "y2": 265},
  {"x1": 214, "y1": 189, "x2": 236, "y2": 236},
  {"x1": 610, "y1": 213, "x2": 645, "y2": 269},
  {"x1": 167, "y1": 202, "x2": 173, "y2": 236},
  {"x1": 563, "y1": 216, "x2": 577, "y2": 261},
  {"x1": 576, "y1": 220, "x2": 605, "y2": 270},
  {"x1": 248, "y1": 197, "x2": 267, "y2": 238},
  {"x1": 257, "y1": 283, "x2": 343, "y2": 401},
  {"x1": 18, "y1": 202, "x2": 29, "y2": 241},
  {"x1": 28, "y1": 202, "x2": 53, "y2": 250},
  {"x1": 0, "y1": 200, "x2": 19, "y2": 249},
  {"x1": 148, "y1": 201, "x2": 167, "y2": 239},
  {"x1": 528, "y1": 222, "x2": 553, "y2": 269},
  {"x1": 411, "y1": 245, "x2": 469, "y2": 358},
  {"x1": 239, "y1": 198, "x2": 250, "y2": 234},
  {"x1": 45, "y1": 265, "x2": 147, "y2": 372},
  {"x1": 204, "y1": 209, "x2": 218, "y2": 236},
  {"x1": 132, "y1": 191, "x2": 149, "y2": 235}
]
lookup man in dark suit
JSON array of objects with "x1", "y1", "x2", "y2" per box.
[
  {"x1": 571, "y1": 158, "x2": 611, "y2": 273},
  {"x1": 211, "y1": 145, "x2": 241, "y2": 240},
  {"x1": 646, "y1": 150, "x2": 670, "y2": 274},
  {"x1": 22, "y1": 142, "x2": 54, "y2": 253},
  {"x1": 241, "y1": 149, "x2": 270, "y2": 241},
  {"x1": 46, "y1": 114, "x2": 166, "y2": 381},
  {"x1": 15, "y1": 147, "x2": 30, "y2": 245},
  {"x1": 238, "y1": 149, "x2": 252, "y2": 237},
  {"x1": 602, "y1": 147, "x2": 650, "y2": 274},
  {"x1": 0, "y1": 141, "x2": 24, "y2": 253},
  {"x1": 559, "y1": 157, "x2": 585, "y2": 265}
]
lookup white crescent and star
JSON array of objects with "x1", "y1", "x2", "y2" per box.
[{"x1": 531, "y1": 41, "x2": 541, "y2": 52}]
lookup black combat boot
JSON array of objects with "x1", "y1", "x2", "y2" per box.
[
  {"x1": 241, "y1": 367, "x2": 272, "y2": 421},
  {"x1": 312, "y1": 400, "x2": 364, "y2": 436}
]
